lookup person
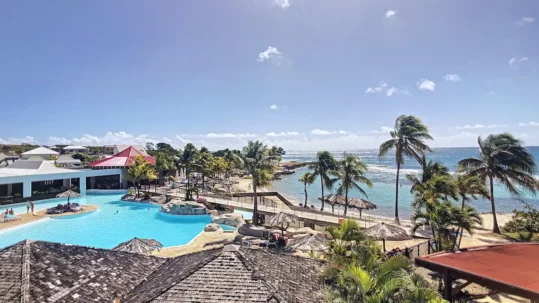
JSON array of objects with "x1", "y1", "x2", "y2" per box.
[
  {"x1": 4, "y1": 209, "x2": 8, "y2": 215},
  {"x1": 27, "y1": 203, "x2": 30, "y2": 214},
  {"x1": 8, "y1": 208, "x2": 14, "y2": 215},
  {"x1": 30, "y1": 201, "x2": 35, "y2": 214},
  {"x1": 116, "y1": 210, "x2": 119, "y2": 214}
]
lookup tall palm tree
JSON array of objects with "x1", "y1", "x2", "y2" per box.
[
  {"x1": 454, "y1": 174, "x2": 489, "y2": 209},
  {"x1": 379, "y1": 115, "x2": 433, "y2": 224},
  {"x1": 155, "y1": 152, "x2": 174, "y2": 193},
  {"x1": 407, "y1": 156, "x2": 449, "y2": 194},
  {"x1": 223, "y1": 149, "x2": 243, "y2": 178},
  {"x1": 241, "y1": 141, "x2": 276, "y2": 225},
  {"x1": 458, "y1": 133, "x2": 538, "y2": 233},
  {"x1": 309, "y1": 151, "x2": 338, "y2": 211},
  {"x1": 177, "y1": 143, "x2": 200, "y2": 200},
  {"x1": 299, "y1": 172, "x2": 316, "y2": 208},
  {"x1": 334, "y1": 155, "x2": 373, "y2": 216}
]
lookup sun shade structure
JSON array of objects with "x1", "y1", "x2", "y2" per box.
[
  {"x1": 319, "y1": 194, "x2": 377, "y2": 217},
  {"x1": 266, "y1": 211, "x2": 300, "y2": 237},
  {"x1": 88, "y1": 146, "x2": 155, "y2": 168},
  {"x1": 112, "y1": 238, "x2": 163, "y2": 254},
  {"x1": 288, "y1": 233, "x2": 328, "y2": 252},
  {"x1": 56, "y1": 190, "x2": 81, "y2": 198},
  {"x1": 365, "y1": 222, "x2": 412, "y2": 252},
  {"x1": 415, "y1": 243, "x2": 539, "y2": 302}
]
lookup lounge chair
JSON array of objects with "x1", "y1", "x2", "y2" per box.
[{"x1": 0, "y1": 215, "x2": 21, "y2": 224}]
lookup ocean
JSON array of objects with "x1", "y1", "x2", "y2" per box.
[{"x1": 269, "y1": 147, "x2": 539, "y2": 219}]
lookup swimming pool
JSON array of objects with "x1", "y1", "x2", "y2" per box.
[{"x1": 0, "y1": 193, "x2": 213, "y2": 249}]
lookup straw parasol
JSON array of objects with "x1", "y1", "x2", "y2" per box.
[
  {"x1": 56, "y1": 190, "x2": 81, "y2": 198},
  {"x1": 265, "y1": 211, "x2": 300, "y2": 237},
  {"x1": 365, "y1": 222, "x2": 412, "y2": 252},
  {"x1": 319, "y1": 194, "x2": 377, "y2": 217},
  {"x1": 288, "y1": 233, "x2": 328, "y2": 252},
  {"x1": 112, "y1": 238, "x2": 163, "y2": 254}
]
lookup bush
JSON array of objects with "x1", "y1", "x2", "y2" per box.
[{"x1": 502, "y1": 203, "x2": 539, "y2": 235}]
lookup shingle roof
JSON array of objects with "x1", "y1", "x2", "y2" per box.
[
  {"x1": 21, "y1": 146, "x2": 59, "y2": 156},
  {"x1": 0, "y1": 241, "x2": 325, "y2": 303},
  {"x1": 0, "y1": 241, "x2": 166, "y2": 303}
]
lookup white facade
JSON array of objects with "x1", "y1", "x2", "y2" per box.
[
  {"x1": 0, "y1": 161, "x2": 122, "y2": 198},
  {"x1": 63, "y1": 146, "x2": 89, "y2": 154}
]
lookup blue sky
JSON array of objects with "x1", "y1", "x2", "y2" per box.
[{"x1": 0, "y1": 0, "x2": 538, "y2": 150}]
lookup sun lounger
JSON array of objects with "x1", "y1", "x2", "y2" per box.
[{"x1": 0, "y1": 216, "x2": 21, "y2": 223}]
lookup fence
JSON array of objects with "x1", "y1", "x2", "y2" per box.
[{"x1": 397, "y1": 239, "x2": 437, "y2": 259}]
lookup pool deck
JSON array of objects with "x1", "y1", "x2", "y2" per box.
[
  {"x1": 0, "y1": 205, "x2": 99, "y2": 231},
  {"x1": 34, "y1": 205, "x2": 99, "y2": 217},
  {"x1": 152, "y1": 231, "x2": 238, "y2": 257}
]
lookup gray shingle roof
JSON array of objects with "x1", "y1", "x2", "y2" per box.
[{"x1": 0, "y1": 241, "x2": 325, "y2": 303}]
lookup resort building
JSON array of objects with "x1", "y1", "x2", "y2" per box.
[
  {"x1": 0, "y1": 153, "x2": 19, "y2": 168},
  {"x1": 20, "y1": 146, "x2": 59, "y2": 160},
  {"x1": 89, "y1": 146, "x2": 155, "y2": 169},
  {"x1": 62, "y1": 145, "x2": 89, "y2": 154},
  {"x1": 0, "y1": 240, "x2": 324, "y2": 302},
  {"x1": 55, "y1": 154, "x2": 82, "y2": 169},
  {"x1": 103, "y1": 144, "x2": 147, "y2": 155},
  {"x1": 0, "y1": 159, "x2": 123, "y2": 203}
]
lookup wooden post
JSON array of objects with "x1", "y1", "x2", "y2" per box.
[{"x1": 444, "y1": 269, "x2": 453, "y2": 303}]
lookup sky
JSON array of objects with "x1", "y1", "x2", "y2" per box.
[{"x1": 0, "y1": 0, "x2": 538, "y2": 151}]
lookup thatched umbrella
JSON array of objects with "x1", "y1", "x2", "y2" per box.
[
  {"x1": 112, "y1": 238, "x2": 163, "y2": 254},
  {"x1": 365, "y1": 222, "x2": 412, "y2": 252},
  {"x1": 288, "y1": 233, "x2": 328, "y2": 252},
  {"x1": 56, "y1": 190, "x2": 81, "y2": 203},
  {"x1": 265, "y1": 211, "x2": 300, "y2": 237},
  {"x1": 319, "y1": 194, "x2": 377, "y2": 217}
]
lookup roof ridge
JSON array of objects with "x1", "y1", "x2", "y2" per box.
[
  {"x1": 20, "y1": 240, "x2": 31, "y2": 303},
  {"x1": 125, "y1": 248, "x2": 224, "y2": 302}
]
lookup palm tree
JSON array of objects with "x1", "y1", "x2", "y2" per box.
[
  {"x1": 177, "y1": 143, "x2": 200, "y2": 200},
  {"x1": 458, "y1": 133, "x2": 538, "y2": 233},
  {"x1": 454, "y1": 175, "x2": 489, "y2": 209},
  {"x1": 299, "y1": 172, "x2": 316, "y2": 208},
  {"x1": 412, "y1": 200, "x2": 482, "y2": 251},
  {"x1": 155, "y1": 152, "x2": 173, "y2": 193},
  {"x1": 223, "y1": 149, "x2": 243, "y2": 178},
  {"x1": 379, "y1": 115, "x2": 433, "y2": 224},
  {"x1": 309, "y1": 151, "x2": 338, "y2": 211},
  {"x1": 241, "y1": 141, "x2": 276, "y2": 225},
  {"x1": 334, "y1": 155, "x2": 373, "y2": 216},
  {"x1": 407, "y1": 156, "x2": 450, "y2": 194}
]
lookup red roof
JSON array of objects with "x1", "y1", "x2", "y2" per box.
[
  {"x1": 416, "y1": 243, "x2": 539, "y2": 300},
  {"x1": 88, "y1": 146, "x2": 156, "y2": 168}
]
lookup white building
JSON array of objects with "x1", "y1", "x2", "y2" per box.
[
  {"x1": 20, "y1": 147, "x2": 59, "y2": 160},
  {"x1": 63, "y1": 145, "x2": 89, "y2": 154},
  {"x1": 0, "y1": 160, "x2": 123, "y2": 201}
]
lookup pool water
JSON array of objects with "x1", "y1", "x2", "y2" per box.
[{"x1": 0, "y1": 193, "x2": 213, "y2": 249}]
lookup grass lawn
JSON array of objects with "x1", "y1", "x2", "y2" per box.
[{"x1": 502, "y1": 232, "x2": 539, "y2": 242}]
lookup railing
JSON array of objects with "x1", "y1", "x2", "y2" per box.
[{"x1": 391, "y1": 239, "x2": 436, "y2": 259}]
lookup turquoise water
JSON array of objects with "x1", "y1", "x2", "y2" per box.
[
  {"x1": 271, "y1": 147, "x2": 539, "y2": 218},
  {"x1": 0, "y1": 193, "x2": 212, "y2": 249}
]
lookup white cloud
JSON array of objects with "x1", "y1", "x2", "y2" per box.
[
  {"x1": 366, "y1": 81, "x2": 388, "y2": 94},
  {"x1": 266, "y1": 131, "x2": 300, "y2": 137},
  {"x1": 509, "y1": 56, "x2": 529, "y2": 68},
  {"x1": 453, "y1": 124, "x2": 501, "y2": 130},
  {"x1": 518, "y1": 121, "x2": 539, "y2": 127},
  {"x1": 257, "y1": 46, "x2": 283, "y2": 65},
  {"x1": 270, "y1": 104, "x2": 279, "y2": 110},
  {"x1": 444, "y1": 74, "x2": 462, "y2": 82},
  {"x1": 386, "y1": 87, "x2": 409, "y2": 97},
  {"x1": 205, "y1": 133, "x2": 257, "y2": 138},
  {"x1": 311, "y1": 129, "x2": 349, "y2": 135},
  {"x1": 385, "y1": 10, "x2": 397, "y2": 18},
  {"x1": 366, "y1": 81, "x2": 408, "y2": 97},
  {"x1": 417, "y1": 79, "x2": 436, "y2": 91},
  {"x1": 370, "y1": 126, "x2": 393, "y2": 133},
  {"x1": 273, "y1": 0, "x2": 290, "y2": 9},
  {"x1": 517, "y1": 17, "x2": 534, "y2": 27},
  {"x1": 432, "y1": 132, "x2": 479, "y2": 148},
  {"x1": 0, "y1": 136, "x2": 36, "y2": 145}
]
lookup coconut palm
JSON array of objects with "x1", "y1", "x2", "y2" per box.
[
  {"x1": 407, "y1": 156, "x2": 450, "y2": 195},
  {"x1": 458, "y1": 133, "x2": 538, "y2": 233},
  {"x1": 299, "y1": 172, "x2": 316, "y2": 208},
  {"x1": 155, "y1": 152, "x2": 174, "y2": 193},
  {"x1": 334, "y1": 155, "x2": 373, "y2": 216},
  {"x1": 241, "y1": 141, "x2": 277, "y2": 225},
  {"x1": 454, "y1": 174, "x2": 489, "y2": 208},
  {"x1": 222, "y1": 149, "x2": 244, "y2": 178},
  {"x1": 176, "y1": 143, "x2": 200, "y2": 200},
  {"x1": 309, "y1": 151, "x2": 338, "y2": 211},
  {"x1": 379, "y1": 115, "x2": 433, "y2": 224},
  {"x1": 412, "y1": 200, "x2": 482, "y2": 251}
]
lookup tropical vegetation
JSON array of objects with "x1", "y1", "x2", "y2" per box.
[
  {"x1": 125, "y1": 155, "x2": 157, "y2": 197},
  {"x1": 334, "y1": 155, "x2": 373, "y2": 216},
  {"x1": 241, "y1": 140, "x2": 276, "y2": 225},
  {"x1": 379, "y1": 115, "x2": 433, "y2": 224},
  {"x1": 299, "y1": 172, "x2": 316, "y2": 208},
  {"x1": 458, "y1": 133, "x2": 538, "y2": 233},
  {"x1": 309, "y1": 151, "x2": 338, "y2": 211}
]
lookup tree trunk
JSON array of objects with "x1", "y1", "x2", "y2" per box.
[
  {"x1": 394, "y1": 162, "x2": 401, "y2": 224},
  {"x1": 489, "y1": 175, "x2": 501, "y2": 234},
  {"x1": 253, "y1": 184, "x2": 259, "y2": 226},
  {"x1": 303, "y1": 183, "x2": 308, "y2": 208},
  {"x1": 320, "y1": 173, "x2": 325, "y2": 211},
  {"x1": 457, "y1": 196, "x2": 465, "y2": 249},
  {"x1": 344, "y1": 188, "x2": 348, "y2": 216}
]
